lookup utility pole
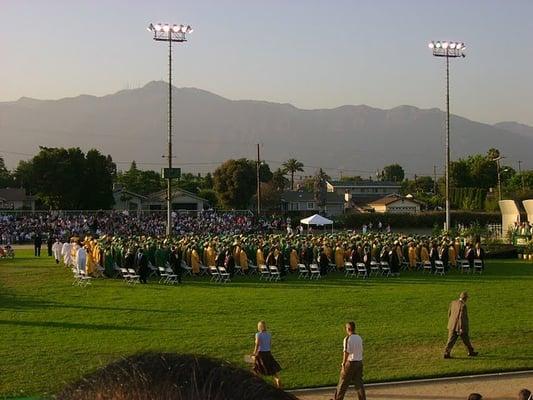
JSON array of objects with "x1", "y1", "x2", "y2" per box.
[
  {"x1": 256, "y1": 144, "x2": 261, "y2": 215},
  {"x1": 518, "y1": 160, "x2": 525, "y2": 191},
  {"x1": 433, "y1": 165, "x2": 437, "y2": 194}
]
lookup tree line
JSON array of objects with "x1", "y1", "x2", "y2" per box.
[{"x1": 0, "y1": 147, "x2": 531, "y2": 211}]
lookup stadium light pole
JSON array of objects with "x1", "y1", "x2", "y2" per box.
[
  {"x1": 428, "y1": 40, "x2": 466, "y2": 232},
  {"x1": 492, "y1": 156, "x2": 505, "y2": 201},
  {"x1": 147, "y1": 23, "x2": 193, "y2": 236}
]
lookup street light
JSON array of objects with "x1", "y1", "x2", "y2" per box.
[
  {"x1": 428, "y1": 40, "x2": 466, "y2": 232},
  {"x1": 492, "y1": 156, "x2": 505, "y2": 201},
  {"x1": 147, "y1": 23, "x2": 193, "y2": 236}
]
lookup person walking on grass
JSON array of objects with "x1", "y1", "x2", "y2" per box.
[
  {"x1": 444, "y1": 291, "x2": 478, "y2": 359},
  {"x1": 332, "y1": 321, "x2": 366, "y2": 400},
  {"x1": 252, "y1": 320, "x2": 282, "y2": 389}
]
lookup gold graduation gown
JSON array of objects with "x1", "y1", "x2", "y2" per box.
[
  {"x1": 289, "y1": 249, "x2": 299, "y2": 271},
  {"x1": 335, "y1": 247, "x2": 344, "y2": 269},
  {"x1": 448, "y1": 247, "x2": 457, "y2": 268},
  {"x1": 256, "y1": 249, "x2": 265, "y2": 266},
  {"x1": 408, "y1": 246, "x2": 417, "y2": 269},
  {"x1": 206, "y1": 246, "x2": 216, "y2": 267},
  {"x1": 191, "y1": 249, "x2": 200, "y2": 274},
  {"x1": 239, "y1": 250, "x2": 249, "y2": 271},
  {"x1": 421, "y1": 246, "x2": 430, "y2": 262}
]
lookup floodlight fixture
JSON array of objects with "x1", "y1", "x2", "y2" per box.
[
  {"x1": 148, "y1": 21, "x2": 192, "y2": 42},
  {"x1": 427, "y1": 39, "x2": 467, "y2": 231}
]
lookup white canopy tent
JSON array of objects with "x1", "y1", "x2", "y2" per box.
[{"x1": 300, "y1": 214, "x2": 334, "y2": 232}]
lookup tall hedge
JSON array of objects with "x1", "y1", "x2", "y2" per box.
[{"x1": 335, "y1": 211, "x2": 501, "y2": 229}]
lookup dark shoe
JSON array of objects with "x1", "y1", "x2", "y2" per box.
[
  {"x1": 468, "y1": 352, "x2": 478, "y2": 357},
  {"x1": 443, "y1": 354, "x2": 451, "y2": 359}
]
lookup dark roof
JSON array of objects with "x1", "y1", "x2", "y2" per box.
[
  {"x1": 281, "y1": 191, "x2": 344, "y2": 204},
  {"x1": 0, "y1": 188, "x2": 27, "y2": 202},
  {"x1": 328, "y1": 180, "x2": 401, "y2": 188},
  {"x1": 369, "y1": 194, "x2": 423, "y2": 206},
  {"x1": 147, "y1": 188, "x2": 208, "y2": 203},
  {"x1": 113, "y1": 188, "x2": 148, "y2": 200}
]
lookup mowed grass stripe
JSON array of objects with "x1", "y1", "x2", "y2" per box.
[{"x1": 1, "y1": 251, "x2": 532, "y2": 397}]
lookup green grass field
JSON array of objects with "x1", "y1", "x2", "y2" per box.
[{"x1": 1, "y1": 250, "x2": 532, "y2": 398}]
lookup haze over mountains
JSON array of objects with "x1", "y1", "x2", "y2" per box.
[{"x1": 1, "y1": 81, "x2": 531, "y2": 177}]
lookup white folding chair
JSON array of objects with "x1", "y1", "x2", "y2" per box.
[
  {"x1": 180, "y1": 260, "x2": 193, "y2": 276},
  {"x1": 268, "y1": 265, "x2": 281, "y2": 282},
  {"x1": 435, "y1": 260, "x2": 445, "y2": 276},
  {"x1": 344, "y1": 262, "x2": 356, "y2": 277},
  {"x1": 209, "y1": 266, "x2": 220, "y2": 282},
  {"x1": 473, "y1": 259, "x2": 483, "y2": 274},
  {"x1": 356, "y1": 263, "x2": 368, "y2": 279},
  {"x1": 422, "y1": 261, "x2": 433, "y2": 274},
  {"x1": 217, "y1": 266, "x2": 231, "y2": 283},
  {"x1": 120, "y1": 267, "x2": 132, "y2": 284},
  {"x1": 259, "y1": 265, "x2": 270, "y2": 280},
  {"x1": 380, "y1": 261, "x2": 391, "y2": 277},
  {"x1": 148, "y1": 262, "x2": 159, "y2": 278},
  {"x1": 370, "y1": 261, "x2": 380, "y2": 276},
  {"x1": 164, "y1": 266, "x2": 179, "y2": 284},
  {"x1": 309, "y1": 263, "x2": 321, "y2": 279},
  {"x1": 158, "y1": 266, "x2": 169, "y2": 283},
  {"x1": 234, "y1": 264, "x2": 244, "y2": 276},
  {"x1": 127, "y1": 268, "x2": 140, "y2": 284},
  {"x1": 199, "y1": 264, "x2": 209, "y2": 276},
  {"x1": 297, "y1": 264, "x2": 309, "y2": 279},
  {"x1": 248, "y1": 263, "x2": 258, "y2": 275},
  {"x1": 460, "y1": 260, "x2": 471, "y2": 274}
]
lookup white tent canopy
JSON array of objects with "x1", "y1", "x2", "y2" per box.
[{"x1": 300, "y1": 214, "x2": 333, "y2": 226}]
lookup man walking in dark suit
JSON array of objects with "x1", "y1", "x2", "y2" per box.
[
  {"x1": 137, "y1": 248, "x2": 149, "y2": 284},
  {"x1": 444, "y1": 291, "x2": 478, "y2": 358},
  {"x1": 34, "y1": 232, "x2": 42, "y2": 257}
]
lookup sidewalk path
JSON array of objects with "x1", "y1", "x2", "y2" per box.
[{"x1": 292, "y1": 371, "x2": 533, "y2": 400}]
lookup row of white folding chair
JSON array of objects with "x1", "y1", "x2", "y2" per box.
[
  {"x1": 297, "y1": 263, "x2": 321, "y2": 279},
  {"x1": 72, "y1": 267, "x2": 92, "y2": 287},
  {"x1": 258, "y1": 265, "x2": 281, "y2": 281},
  {"x1": 158, "y1": 266, "x2": 179, "y2": 284},
  {"x1": 209, "y1": 266, "x2": 231, "y2": 283},
  {"x1": 180, "y1": 261, "x2": 193, "y2": 276},
  {"x1": 343, "y1": 262, "x2": 368, "y2": 279},
  {"x1": 120, "y1": 267, "x2": 140, "y2": 284}
]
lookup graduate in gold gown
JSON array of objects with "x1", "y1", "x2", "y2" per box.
[
  {"x1": 191, "y1": 248, "x2": 200, "y2": 274},
  {"x1": 334, "y1": 244, "x2": 344, "y2": 269},
  {"x1": 420, "y1": 244, "x2": 430, "y2": 262},
  {"x1": 239, "y1": 249, "x2": 249, "y2": 272},
  {"x1": 256, "y1": 247, "x2": 265, "y2": 266},
  {"x1": 206, "y1": 243, "x2": 216, "y2": 267},
  {"x1": 289, "y1": 248, "x2": 299, "y2": 271},
  {"x1": 448, "y1": 244, "x2": 457, "y2": 269},
  {"x1": 408, "y1": 242, "x2": 417, "y2": 270}
]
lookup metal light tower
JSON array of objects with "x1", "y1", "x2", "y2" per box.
[
  {"x1": 492, "y1": 156, "x2": 505, "y2": 201},
  {"x1": 428, "y1": 40, "x2": 466, "y2": 232},
  {"x1": 148, "y1": 23, "x2": 193, "y2": 236}
]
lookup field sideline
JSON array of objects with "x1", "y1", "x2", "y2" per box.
[{"x1": 1, "y1": 250, "x2": 532, "y2": 397}]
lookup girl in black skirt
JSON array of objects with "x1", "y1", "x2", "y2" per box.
[{"x1": 252, "y1": 320, "x2": 282, "y2": 388}]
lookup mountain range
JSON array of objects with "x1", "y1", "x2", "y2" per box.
[{"x1": 1, "y1": 80, "x2": 531, "y2": 177}]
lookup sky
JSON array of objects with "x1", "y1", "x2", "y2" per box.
[{"x1": 1, "y1": 0, "x2": 533, "y2": 126}]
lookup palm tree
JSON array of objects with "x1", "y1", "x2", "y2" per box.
[{"x1": 282, "y1": 158, "x2": 304, "y2": 191}]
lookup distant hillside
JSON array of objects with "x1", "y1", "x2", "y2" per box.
[{"x1": 1, "y1": 81, "x2": 531, "y2": 176}]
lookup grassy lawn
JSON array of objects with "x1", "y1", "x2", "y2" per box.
[{"x1": 1, "y1": 250, "x2": 532, "y2": 398}]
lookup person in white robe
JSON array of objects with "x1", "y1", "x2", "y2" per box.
[
  {"x1": 61, "y1": 242, "x2": 72, "y2": 267},
  {"x1": 76, "y1": 246, "x2": 87, "y2": 273},
  {"x1": 52, "y1": 239, "x2": 63, "y2": 264}
]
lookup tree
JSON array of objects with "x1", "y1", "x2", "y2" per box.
[
  {"x1": 116, "y1": 161, "x2": 163, "y2": 195},
  {"x1": 213, "y1": 159, "x2": 256, "y2": 209},
  {"x1": 84, "y1": 150, "x2": 116, "y2": 209},
  {"x1": 197, "y1": 188, "x2": 219, "y2": 209},
  {"x1": 282, "y1": 158, "x2": 304, "y2": 190},
  {"x1": 272, "y1": 168, "x2": 289, "y2": 191},
  {"x1": 252, "y1": 182, "x2": 280, "y2": 211},
  {"x1": 339, "y1": 175, "x2": 362, "y2": 183},
  {"x1": 382, "y1": 164, "x2": 405, "y2": 182},
  {"x1": 0, "y1": 157, "x2": 14, "y2": 188},
  {"x1": 14, "y1": 147, "x2": 116, "y2": 209}
]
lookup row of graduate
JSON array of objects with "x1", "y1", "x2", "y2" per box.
[{"x1": 51, "y1": 233, "x2": 485, "y2": 277}]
